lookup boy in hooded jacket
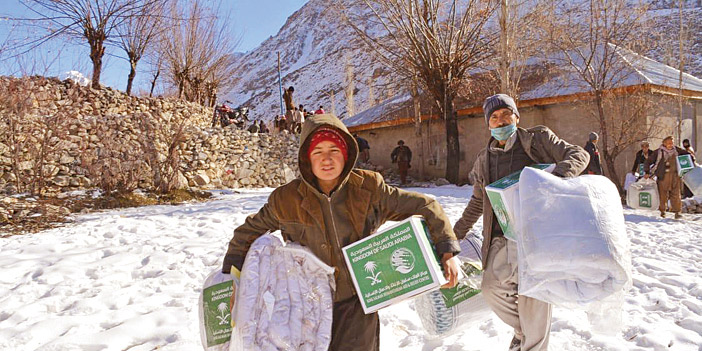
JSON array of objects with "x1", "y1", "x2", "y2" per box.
[{"x1": 222, "y1": 113, "x2": 461, "y2": 350}]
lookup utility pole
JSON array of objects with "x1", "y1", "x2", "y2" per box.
[
  {"x1": 278, "y1": 51, "x2": 284, "y2": 115},
  {"x1": 499, "y1": 0, "x2": 510, "y2": 94}
]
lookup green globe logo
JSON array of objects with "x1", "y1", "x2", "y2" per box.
[{"x1": 391, "y1": 248, "x2": 416, "y2": 274}]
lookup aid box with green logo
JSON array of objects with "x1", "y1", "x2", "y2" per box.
[
  {"x1": 485, "y1": 164, "x2": 555, "y2": 241},
  {"x1": 342, "y1": 216, "x2": 448, "y2": 314},
  {"x1": 199, "y1": 268, "x2": 240, "y2": 350},
  {"x1": 438, "y1": 261, "x2": 481, "y2": 308},
  {"x1": 677, "y1": 154, "x2": 694, "y2": 176}
]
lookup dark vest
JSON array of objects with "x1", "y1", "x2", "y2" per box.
[{"x1": 487, "y1": 136, "x2": 536, "y2": 237}]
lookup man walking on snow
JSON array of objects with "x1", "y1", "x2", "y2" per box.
[
  {"x1": 453, "y1": 94, "x2": 589, "y2": 351},
  {"x1": 643, "y1": 135, "x2": 694, "y2": 219},
  {"x1": 391, "y1": 140, "x2": 412, "y2": 185}
]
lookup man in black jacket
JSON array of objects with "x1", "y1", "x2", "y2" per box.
[
  {"x1": 631, "y1": 141, "x2": 651, "y2": 177},
  {"x1": 391, "y1": 140, "x2": 412, "y2": 184}
]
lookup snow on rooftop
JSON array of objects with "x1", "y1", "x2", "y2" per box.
[
  {"x1": 349, "y1": 43, "x2": 702, "y2": 128},
  {"x1": 522, "y1": 43, "x2": 702, "y2": 100},
  {"x1": 343, "y1": 93, "x2": 412, "y2": 128}
]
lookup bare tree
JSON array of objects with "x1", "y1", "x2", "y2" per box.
[
  {"x1": 496, "y1": 0, "x2": 550, "y2": 97},
  {"x1": 159, "y1": 0, "x2": 239, "y2": 106},
  {"x1": 342, "y1": 0, "x2": 497, "y2": 183},
  {"x1": 148, "y1": 54, "x2": 163, "y2": 97},
  {"x1": 116, "y1": 0, "x2": 167, "y2": 95},
  {"x1": 541, "y1": 0, "x2": 652, "y2": 192},
  {"x1": 16, "y1": 0, "x2": 155, "y2": 87}
]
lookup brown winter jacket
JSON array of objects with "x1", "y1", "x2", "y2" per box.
[
  {"x1": 453, "y1": 126, "x2": 589, "y2": 268},
  {"x1": 222, "y1": 113, "x2": 461, "y2": 303},
  {"x1": 283, "y1": 89, "x2": 295, "y2": 111},
  {"x1": 643, "y1": 146, "x2": 693, "y2": 181}
]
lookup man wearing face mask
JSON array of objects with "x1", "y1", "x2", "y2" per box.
[{"x1": 454, "y1": 94, "x2": 589, "y2": 351}]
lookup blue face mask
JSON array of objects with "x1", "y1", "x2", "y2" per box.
[{"x1": 490, "y1": 123, "x2": 517, "y2": 141}]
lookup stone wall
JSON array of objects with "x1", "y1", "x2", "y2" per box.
[{"x1": 0, "y1": 76, "x2": 299, "y2": 195}]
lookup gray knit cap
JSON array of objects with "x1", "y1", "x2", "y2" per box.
[
  {"x1": 483, "y1": 94, "x2": 520, "y2": 124},
  {"x1": 589, "y1": 132, "x2": 599, "y2": 142}
]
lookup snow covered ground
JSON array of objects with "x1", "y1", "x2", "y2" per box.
[{"x1": 1, "y1": 186, "x2": 701, "y2": 351}]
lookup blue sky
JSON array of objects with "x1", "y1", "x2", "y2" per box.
[{"x1": 0, "y1": 0, "x2": 308, "y2": 93}]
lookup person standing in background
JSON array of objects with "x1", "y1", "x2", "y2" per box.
[
  {"x1": 644, "y1": 136, "x2": 694, "y2": 219},
  {"x1": 682, "y1": 139, "x2": 696, "y2": 198},
  {"x1": 584, "y1": 132, "x2": 603, "y2": 175},
  {"x1": 631, "y1": 141, "x2": 651, "y2": 178},
  {"x1": 391, "y1": 140, "x2": 412, "y2": 185},
  {"x1": 283, "y1": 86, "x2": 295, "y2": 122}
]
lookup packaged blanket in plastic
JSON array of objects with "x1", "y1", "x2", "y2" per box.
[
  {"x1": 415, "y1": 235, "x2": 493, "y2": 336},
  {"x1": 199, "y1": 269, "x2": 238, "y2": 351},
  {"x1": 230, "y1": 232, "x2": 336, "y2": 351},
  {"x1": 627, "y1": 178, "x2": 660, "y2": 210},
  {"x1": 683, "y1": 166, "x2": 702, "y2": 196},
  {"x1": 623, "y1": 173, "x2": 637, "y2": 191},
  {"x1": 516, "y1": 167, "x2": 631, "y2": 313}
]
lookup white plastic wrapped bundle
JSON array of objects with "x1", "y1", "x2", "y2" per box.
[
  {"x1": 517, "y1": 168, "x2": 631, "y2": 311},
  {"x1": 230, "y1": 232, "x2": 336, "y2": 351},
  {"x1": 623, "y1": 173, "x2": 637, "y2": 191},
  {"x1": 683, "y1": 166, "x2": 702, "y2": 196},
  {"x1": 199, "y1": 270, "x2": 237, "y2": 351},
  {"x1": 414, "y1": 235, "x2": 493, "y2": 336},
  {"x1": 627, "y1": 178, "x2": 660, "y2": 211}
]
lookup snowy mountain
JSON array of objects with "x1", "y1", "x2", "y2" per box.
[
  {"x1": 224, "y1": 0, "x2": 702, "y2": 121},
  {"x1": 224, "y1": 0, "x2": 394, "y2": 121}
]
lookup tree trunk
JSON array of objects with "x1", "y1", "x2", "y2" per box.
[
  {"x1": 149, "y1": 68, "x2": 160, "y2": 97},
  {"x1": 594, "y1": 91, "x2": 623, "y2": 194},
  {"x1": 126, "y1": 60, "x2": 138, "y2": 96},
  {"x1": 444, "y1": 99, "x2": 460, "y2": 184},
  {"x1": 89, "y1": 41, "x2": 105, "y2": 88},
  {"x1": 411, "y1": 77, "x2": 424, "y2": 179}
]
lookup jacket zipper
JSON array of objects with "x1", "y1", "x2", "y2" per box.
[
  {"x1": 326, "y1": 196, "x2": 343, "y2": 256},
  {"x1": 326, "y1": 195, "x2": 353, "y2": 287}
]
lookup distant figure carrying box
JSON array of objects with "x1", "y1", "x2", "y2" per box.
[{"x1": 643, "y1": 135, "x2": 695, "y2": 219}]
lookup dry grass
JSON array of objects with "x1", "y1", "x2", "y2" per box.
[{"x1": 0, "y1": 189, "x2": 212, "y2": 237}]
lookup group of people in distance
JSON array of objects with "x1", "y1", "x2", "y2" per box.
[
  {"x1": 585, "y1": 129, "x2": 696, "y2": 219},
  {"x1": 279, "y1": 86, "x2": 326, "y2": 134}
]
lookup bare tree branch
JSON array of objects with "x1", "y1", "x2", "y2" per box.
[
  {"x1": 14, "y1": 0, "x2": 161, "y2": 87},
  {"x1": 340, "y1": 0, "x2": 498, "y2": 183},
  {"x1": 540, "y1": 0, "x2": 653, "y2": 192}
]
